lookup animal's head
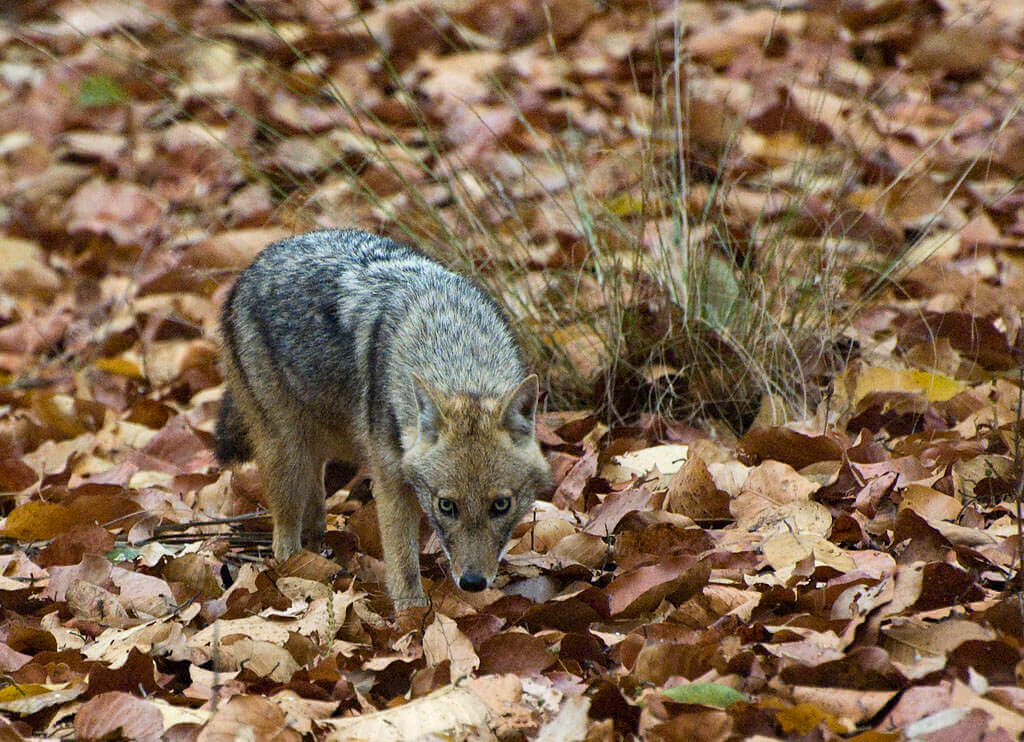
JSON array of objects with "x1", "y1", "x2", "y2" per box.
[{"x1": 401, "y1": 374, "x2": 551, "y2": 593}]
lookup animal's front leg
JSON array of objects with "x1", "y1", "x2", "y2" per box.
[{"x1": 372, "y1": 466, "x2": 426, "y2": 610}]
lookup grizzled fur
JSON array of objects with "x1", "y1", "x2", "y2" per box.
[{"x1": 216, "y1": 229, "x2": 551, "y2": 610}]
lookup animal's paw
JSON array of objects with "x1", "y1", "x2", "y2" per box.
[
  {"x1": 391, "y1": 594, "x2": 429, "y2": 632},
  {"x1": 392, "y1": 595, "x2": 428, "y2": 612}
]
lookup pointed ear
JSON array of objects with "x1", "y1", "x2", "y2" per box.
[
  {"x1": 412, "y1": 375, "x2": 445, "y2": 444},
  {"x1": 501, "y1": 375, "x2": 539, "y2": 440}
]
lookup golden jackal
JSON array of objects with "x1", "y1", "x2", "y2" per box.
[{"x1": 215, "y1": 229, "x2": 551, "y2": 609}]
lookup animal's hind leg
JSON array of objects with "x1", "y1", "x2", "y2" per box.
[{"x1": 255, "y1": 437, "x2": 325, "y2": 561}]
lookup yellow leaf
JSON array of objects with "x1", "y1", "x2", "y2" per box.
[
  {"x1": 2, "y1": 501, "x2": 76, "y2": 540},
  {"x1": 907, "y1": 370, "x2": 964, "y2": 401},
  {"x1": 604, "y1": 192, "x2": 645, "y2": 217},
  {"x1": 0, "y1": 684, "x2": 53, "y2": 702},
  {"x1": 95, "y1": 355, "x2": 144, "y2": 379},
  {"x1": 853, "y1": 366, "x2": 964, "y2": 403},
  {"x1": 774, "y1": 702, "x2": 849, "y2": 734},
  {"x1": 845, "y1": 186, "x2": 886, "y2": 211}
]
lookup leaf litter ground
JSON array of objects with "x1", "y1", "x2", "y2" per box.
[{"x1": 1, "y1": 0, "x2": 1024, "y2": 739}]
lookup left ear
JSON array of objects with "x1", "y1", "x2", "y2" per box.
[{"x1": 500, "y1": 375, "x2": 539, "y2": 440}]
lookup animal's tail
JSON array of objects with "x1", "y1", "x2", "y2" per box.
[{"x1": 214, "y1": 390, "x2": 253, "y2": 464}]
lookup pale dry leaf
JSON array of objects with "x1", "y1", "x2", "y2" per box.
[
  {"x1": 535, "y1": 694, "x2": 591, "y2": 742},
  {"x1": 731, "y1": 461, "x2": 817, "y2": 530},
  {"x1": 218, "y1": 638, "x2": 300, "y2": 683},
  {"x1": 64, "y1": 178, "x2": 163, "y2": 247},
  {"x1": 190, "y1": 227, "x2": 292, "y2": 270},
  {"x1": 602, "y1": 444, "x2": 688, "y2": 480},
  {"x1": 269, "y1": 691, "x2": 339, "y2": 736},
  {"x1": 82, "y1": 619, "x2": 188, "y2": 665},
  {"x1": 423, "y1": 612, "x2": 480, "y2": 678},
  {"x1": 149, "y1": 699, "x2": 210, "y2": 730},
  {"x1": 66, "y1": 580, "x2": 129, "y2": 627},
  {"x1": 0, "y1": 679, "x2": 88, "y2": 716},
  {"x1": 761, "y1": 532, "x2": 856, "y2": 578},
  {"x1": 547, "y1": 531, "x2": 607, "y2": 569},
  {"x1": 0, "y1": 236, "x2": 61, "y2": 299},
  {"x1": 930, "y1": 520, "x2": 998, "y2": 547},
  {"x1": 883, "y1": 617, "x2": 995, "y2": 665},
  {"x1": 276, "y1": 577, "x2": 332, "y2": 604},
  {"x1": 320, "y1": 683, "x2": 491, "y2": 742},
  {"x1": 789, "y1": 687, "x2": 897, "y2": 726},
  {"x1": 753, "y1": 500, "x2": 833, "y2": 539},
  {"x1": 898, "y1": 484, "x2": 961, "y2": 522}
]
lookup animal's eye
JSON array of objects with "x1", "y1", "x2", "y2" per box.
[
  {"x1": 490, "y1": 496, "x2": 512, "y2": 517},
  {"x1": 438, "y1": 498, "x2": 458, "y2": 517}
]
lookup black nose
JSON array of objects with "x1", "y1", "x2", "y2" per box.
[{"x1": 458, "y1": 573, "x2": 487, "y2": 592}]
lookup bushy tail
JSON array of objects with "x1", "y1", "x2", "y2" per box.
[{"x1": 215, "y1": 390, "x2": 253, "y2": 464}]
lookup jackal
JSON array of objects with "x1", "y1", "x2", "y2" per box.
[{"x1": 215, "y1": 229, "x2": 551, "y2": 609}]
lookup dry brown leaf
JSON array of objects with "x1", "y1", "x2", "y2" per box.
[
  {"x1": 74, "y1": 691, "x2": 163, "y2": 742},
  {"x1": 190, "y1": 228, "x2": 292, "y2": 271},
  {"x1": 761, "y1": 532, "x2": 856, "y2": 579},
  {"x1": 605, "y1": 555, "x2": 709, "y2": 618},
  {"x1": 602, "y1": 444, "x2": 689, "y2": 480},
  {"x1": 268, "y1": 691, "x2": 339, "y2": 736},
  {"x1": 64, "y1": 178, "x2": 162, "y2": 247},
  {"x1": 477, "y1": 631, "x2": 556, "y2": 676},
  {"x1": 687, "y1": 9, "x2": 788, "y2": 67},
  {"x1": 3, "y1": 0, "x2": 1024, "y2": 736},
  {"x1": 738, "y1": 428, "x2": 845, "y2": 470},
  {"x1": 547, "y1": 531, "x2": 608, "y2": 569},
  {"x1": 2, "y1": 501, "x2": 79, "y2": 541},
  {"x1": 162, "y1": 553, "x2": 224, "y2": 599},
  {"x1": 898, "y1": 484, "x2": 961, "y2": 522},
  {"x1": 535, "y1": 693, "x2": 590, "y2": 742},
  {"x1": 197, "y1": 695, "x2": 300, "y2": 742},
  {"x1": 665, "y1": 455, "x2": 731, "y2": 521}
]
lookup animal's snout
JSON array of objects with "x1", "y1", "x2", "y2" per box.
[{"x1": 458, "y1": 573, "x2": 487, "y2": 592}]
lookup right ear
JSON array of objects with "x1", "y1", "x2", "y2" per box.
[
  {"x1": 500, "y1": 374, "x2": 539, "y2": 441},
  {"x1": 412, "y1": 375, "x2": 445, "y2": 445}
]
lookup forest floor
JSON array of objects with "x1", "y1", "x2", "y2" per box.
[{"x1": 1, "y1": 0, "x2": 1024, "y2": 739}]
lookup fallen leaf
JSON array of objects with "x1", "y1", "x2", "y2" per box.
[
  {"x1": 0, "y1": 236, "x2": 61, "y2": 299},
  {"x1": 663, "y1": 682, "x2": 748, "y2": 708},
  {"x1": 0, "y1": 679, "x2": 87, "y2": 716},
  {"x1": 605, "y1": 555, "x2": 709, "y2": 617},
  {"x1": 852, "y1": 365, "x2": 965, "y2": 404},
  {"x1": 74, "y1": 691, "x2": 163, "y2": 742},
  {"x1": 424, "y1": 612, "x2": 480, "y2": 678},
  {"x1": 477, "y1": 631, "x2": 556, "y2": 676},
  {"x1": 197, "y1": 695, "x2": 300, "y2": 742},
  {"x1": 320, "y1": 683, "x2": 491, "y2": 742}
]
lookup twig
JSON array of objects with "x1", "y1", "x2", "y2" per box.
[{"x1": 152, "y1": 511, "x2": 269, "y2": 534}]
